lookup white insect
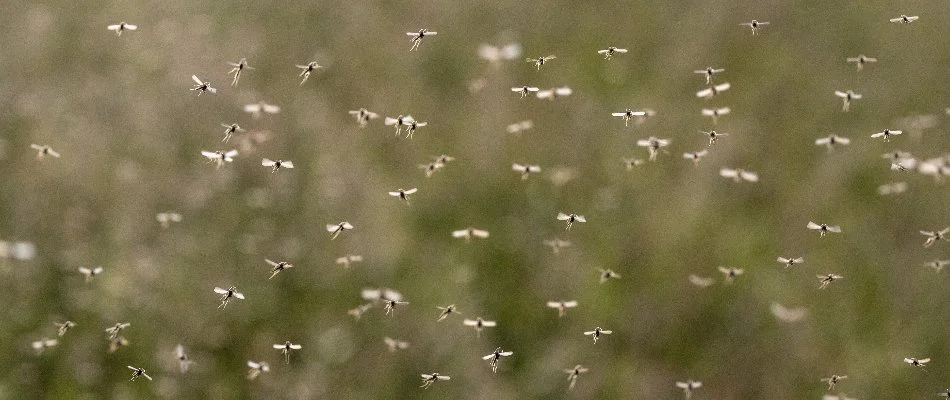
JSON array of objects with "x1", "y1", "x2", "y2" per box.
[
  {"x1": 546, "y1": 300, "x2": 578, "y2": 317},
  {"x1": 683, "y1": 150, "x2": 709, "y2": 167},
  {"x1": 479, "y1": 43, "x2": 522, "y2": 63},
  {"x1": 903, "y1": 357, "x2": 930, "y2": 368},
  {"x1": 30, "y1": 144, "x2": 61, "y2": 159},
  {"x1": 821, "y1": 375, "x2": 848, "y2": 391},
  {"x1": 108, "y1": 336, "x2": 129, "y2": 353},
  {"x1": 696, "y1": 83, "x2": 731, "y2": 99},
  {"x1": 694, "y1": 67, "x2": 725, "y2": 84},
  {"x1": 536, "y1": 87, "x2": 573, "y2": 100},
  {"x1": 720, "y1": 168, "x2": 759, "y2": 183},
  {"x1": 384, "y1": 337, "x2": 409, "y2": 352},
  {"x1": 877, "y1": 182, "x2": 907, "y2": 196},
  {"x1": 777, "y1": 256, "x2": 804, "y2": 268},
  {"x1": 512, "y1": 86, "x2": 540, "y2": 98},
  {"x1": 770, "y1": 303, "x2": 807, "y2": 322},
  {"x1": 408, "y1": 29, "x2": 437, "y2": 51},
  {"x1": 543, "y1": 239, "x2": 572, "y2": 254},
  {"x1": 676, "y1": 379, "x2": 703, "y2": 399},
  {"x1": 557, "y1": 212, "x2": 586, "y2": 230},
  {"x1": 815, "y1": 134, "x2": 851, "y2": 152},
  {"x1": 382, "y1": 297, "x2": 409, "y2": 316},
  {"x1": 79, "y1": 266, "x2": 104, "y2": 283},
  {"x1": 420, "y1": 373, "x2": 451, "y2": 389},
  {"x1": 388, "y1": 188, "x2": 418, "y2": 204},
  {"x1": 923, "y1": 259, "x2": 950, "y2": 272},
  {"x1": 127, "y1": 366, "x2": 152, "y2": 381},
  {"x1": 452, "y1": 228, "x2": 490, "y2": 241},
  {"x1": 335, "y1": 255, "x2": 364, "y2": 268},
  {"x1": 528, "y1": 55, "x2": 556, "y2": 70},
  {"x1": 701, "y1": 107, "x2": 730, "y2": 125},
  {"x1": 384, "y1": 115, "x2": 413, "y2": 136},
  {"x1": 261, "y1": 158, "x2": 293, "y2": 173},
  {"x1": 31, "y1": 338, "x2": 58, "y2": 354},
  {"x1": 583, "y1": 327, "x2": 612, "y2": 343},
  {"x1": 419, "y1": 162, "x2": 443, "y2": 178},
  {"x1": 463, "y1": 317, "x2": 496, "y2": 337},
  {"x1": 834, "y1": 90, "x2": 862, "y2": 112},
  {"x1": 701, "y1": 130, "x2": 728, "y2": 146},
  {"x1": 718, "y1": 267, "x2": 744, "y2": 283},
  {"x1": 265, "y1": 259, "x2": 294, "y2": 279},
  {"x1": 244, "y1": 101, "x2": 281, "y2": 118},
  {"x1": 190, "y1": 75, "x2": 216, "y2": 95},
  {"x1": 512, "y1": 163, "x2": 542, "y2": 180},
  {"x1": 107, "y1": 22, "x2": 137, "y2": 36},
  {"x1": 921, "y1": 228, "x2": 950, "y2": 247},
  {"x1": 623, "y1": 158, "x2": 646, "y2": 170},
  {"x1": 327, "y1": 221, "x2": 354, "y2": 240},
  {"x1": 226, "y1": 58, "x2": 254, "y2": 86},
  {"x1": 889, "y1": 15, "x2": 919, "y2": 24},
  {"x1": 599, "y1": 269, "x2": 621, "y2": 283},
  {"x1": 818, "y1": 273, "x2": 843, "y2": 289},
  {"x1": 565, "y1": 365, "x2": 589, "y2": 390},
  {"x1": 402, "y1": 119, "x2": 427, "y2": 139},
  {"x1": 247, "y1": 361, "x2": 270, "y2": 380},
  {"x1": 273, "y1": 341, "x2": 302, "y2": 364},
  {"x1": 871, "y1": 129, "x2": 902, "y2": 142},
  {"x1": 54, "y1": 321, "x2": 76, "y2": 337},
  {"x1": 939, "y1": 389, "x2": 950, "y2": 398},
  {"x1": 612, "y1": 109, "x2": 647, "y2": 127},
  {"x1": 201, "y1": 150, "x2": 238, "y2": 168},
  {"x1": 175, "y1": 344, "x2": 194, "y2": 374},
  {"x1": 155, "y1": 212, "x2": 182, "y2": 229},
  {"x1": 637, "y1": 137, "x2": 671, "y2": 161},
  {"x1": 740, "y1": 20, "x2": 770, "y2": 34},
  {"x1": 295, "y1": 61, "x2": 323, "y2": 85},
  {"x1": 598, "y1": 47, "x2": 628, "y2": 59},
  {"x1": 220, "y1": 123, "x2": 245, "y2": 142},
  {"x1": 846, "y1": 54, "x2": 877, "y2": 71},
  {"x1": 213, "y1": 286, "x2": 245, "y2": 309},
  {"x1": 349, "y1": 108, "x2": 379, "y2": 128},
  {"x1": 688, "y1": 274, "x2": 715, "y2": 287},
  {"x1": 482, "y1": 347, "x2": 513, "y2": 373},
  {"x1": 506, "y1": 120, "x2": 534, "y2": 135},
  {"x1": 436, "y1": 304, "x2": 461, "y2": 321},
  {"x1": 807, "y1": 221, "x2": 841, "y2": 237}
]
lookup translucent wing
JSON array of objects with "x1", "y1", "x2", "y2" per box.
[
  {"x1": 807, "y1": 221, "x2": 821, "y2": 229},
  {"x1": 482, "y1": 320, "x2": 497, "y2": 327},
  {"x1": 472, "y1": 229, "x2": 489, "y2": 238},
  {"x1": 201, "y1": 151, "x2": 218, "y2": 159},
  {"x1": 290, "y1": 344, "x2": 302, "y2": 350},
  {"x1": 546, "y1": 301, "x2": 561, "y2": 308},
  {"x1": 834, "y1": 91, "x2": 847, "y2": 98},
  {"x1": 233, "y1": 292, "x2": 245, "y2": 299},
  {"x1": 614, "y1": 48, "x2": 628, "y2": 53},
  {"x1": 512, "y1": 163, "x2": 525, "y2": 171},
  {"x1": 342, "y1": 222, "x2": 353, "y2": 229},
  {"x1": 815, "y1": 137, "x2": 831, "y2": 145},
  {"x1": 404, "y1": 188, "x2": 417, "y2": 194},
  {"x1": 740, "y1": 171, "x2": 758, "y2": 182},
  {"x1": 192, "y1": 75, "x2": 203, "y2": 85},
  {"x1": 224, "y1": 150, "x2": 239, "y2": 158},
  {"x1": 583, "y1": 331, "x2": 595, "y2": 335},
  {"x1": 574, "y1": 215, "x2": 586, "y2": 222},
  {"x1": 108, "y1": 24, "x2": 120, "y2": 30},
  {"x1": 696, "y1": 88, "x2": 712, "y2": 98},
  {"x1": 125, "y1": 24, "x2": 137, "y2": 30},
  {"x1": 281, "y1": 161, "x2": 294, "y2": 169},
  {"x1": 555, "y1": 87, "x2": 572, "y2": 96},
  {"x1": 827, "y1": 225, "x2": 842, "y2": 233},
  {"x1": 715, "y1": 83, "x2": 731, "y2": 91},
  {"x1": 556, "y1": 213, "x2": 570, "y2": 220},
  {"x1": 499, "y1": 351, "x2": 513, "y2": 356},
  {"x1": 701, "y1": 109, "x2": 715, "y2": 116},
  {"x1": 563, "y1": 300, "x2": 578, "y2": 307},
  {"x1": 720, "y1": 168, "x2": 738, "y2": 178},
  {"x1": 261, "y1": 158, "x2": 275, "y2": 166},
  {"x1": 452, "y1": 230, "x2": 468, "y2": 238},
  {"x1": 597, "y1": 50, "x2": 609, "y2": 54},
  {"x1": 463, "y1": 319, "x2": 477, "y2": 326},
  {"x1": 273, "y1": 344, "x2": 285, "y2": 349},
  {"x1": 482, "y1": 354, "x2": 496, "y2": 360}
]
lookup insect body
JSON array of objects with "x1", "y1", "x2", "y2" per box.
[
  {"x1": 190, "y1": 75, "x2": 216, "y2": 95},
  {"x1": 262, "y1": 158, "x2": 294, "y2": 173},
  {"x1": 226, "y1": 58, "x2": 253, "y2": 86},
  {"x1": 273, "y1": 341, "x2": 302, "y2": 364},
  {"x1": 598, "y1": 47, "x2": 628, "y2": 59},
  {"x1": 213, "y1": 286, "x2": 245, "y2": 309},
  {"x1": 408, "y1": 29, "x2": 437, "y2": 51},
  {"x1": 107, "y1": 22, "x2": 137, "y2": 36}
]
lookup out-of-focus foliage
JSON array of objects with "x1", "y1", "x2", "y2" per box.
[{"x1": 1, "y1": 0, "x2": 949, "y2": 399}]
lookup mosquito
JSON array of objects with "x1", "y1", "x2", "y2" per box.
[
  {"x1": 274, "y1": 341, "x2": 302, "y2": 364},
  {"x1": 261, "y1": 158, "x2": 293, "y2": 173},
  {"x1": 54, "y1": 321, "x2": 76, "y2": 337},
  {"x1": 348, "y1": 108, "x2": 379, "y2": 128},
  {"x1": 543, "y1": 239, "x2": 572, "y2": 254},
  {"x1": 327, "y1": 221, "x2": 354, "y2": 240},
  {"x1": 807, "y1": 221, "x2": 841, "y2": 237},
  {"x1": 507, "y1": 120, "x2": 534, "y2": 135},
  {"x1": 247, "y1": 361, "x2": 270, "y2": 380},
  {"x1": 419, "y1": 162, "x2": 443, "y2": 178},
  {"x1": 296, "y1": 61, "x2": 323, "y2": 85},
  {"x1": 637, "y1": 136, "x2": 671, "y2": 161},
  {"x1": 846, "y1": 55, "x2": 877, "y2": 71},
  {"x1": 408, "y1": 29, "x2": 437, "y2": 51},
  {"x1": 31, "y1": 339, "x2": 58, "y2": 354},
  {"x1": 834, "y1": 90, "x2": 862, "y2": 112},
  {"x1": 127, "y1": 366, "x2": 152, "y2": 381},
  {"x1": 107, "y1": 22, "x2": 137, "y2": 36},
  {"x1": 701, "y1": 130, "x2": 728, "y2": 146},
  {"x1": 923, "y1": 259, "x2": 950, "y2": 272},
  {"x1": 612, "y1": 109, "x2": 647, "y2": 127},
  {"x1": 818, "y1": 274, "x2": 843, "y2": 289},
  {"x1": 718, "y1": 267, "x2": 744, "y2": 283},
  {"x1": 890, "y1": 15, "x2": 919, "y2": 24},
  {"x1": 599, "y1": 269, "x2": 621, "y2": 283},
  {"x1": 512, "y1": 86, "x2": 540, "y2": 98},
  {"x1": 201, "y1": 150, "x2": 238, "y2": 168},
  {"x1": 389, "y1": 188, "x2": 418, "y2": 204},
  {"x1": 557, "y1": 212, "x2": 586, "y2": 230},
  {"x1": 623, "y1": 158, "x2": 645, "y2": 170},
  {"x1": 720, "y1": 168, "x2": 759, "y2": 183},
  {"x1": 190, "y1": 75, "x2": 216, "y2": 95},
  {"x1": 420, "y1": 373, "x2": 451, "y2": 389},
  {"x1": 383, "y1": 297, "x2": 409, "y2": 316},
  {"x1": 452, "y1": 228, "x2": 490, "y2": 241},
  {"x1": 79, "y1": 266, "x2": 104, "y2": 283},
  {"x1": 244, "y1": 101, "x2": 280, "y2": 118},
  {"x1": 214, "y1": 286, "x2": 245, "y2": 309},
  {"x1": 598, "y1": 47, "x2": 628, "y2": 59},
  {"x1": 105, "y1": 322, "x2": 131, "y2": 339},
  {"x1": 402, "y1": 119, "x2": 427, "y2": 139},
  {"x1": 771, "y1": 303, "x2": 807, "y2": 322},
  {"x1": 815, "y1": 134, "x2": 851, "y2": 152},
  {"x1": 920, "y1": 228, "x2": 949, "y2": 247},
  {"x1": 903, "y1": 357, "x2": 930, "y2": 368},
  {"x1": 821, "y1": 375, "x2": 847, "y2": 391},
  {"x1": 463, "y1": 317, "x2": 496, "y2": 337},
  {"x1": 694, "y1": 67, "x2": 725, "y2": 84},
  {"x1": 226, "y1": 58, "x2": 253, "y2": 86},
  {"x1": 384, "y1": 115, "x2": 413, "y2": 136},
  {"x1": 777, "y1": 256, "x2": 804, "y2": 268},
  {"x1": 565, "y1": 365, "x2": 589, "y2": 390},
  {"x1": 483, "y1": 347, "x2": 513, "y2": 373},
  {"x1": 584, "y1": 327, "x2": 612, "y2": 343},
  {"x1": 30, "y1": 144, "x2": 61, "y2": 159},
  {"x1": 265, "y1": 259, "x2": 294, "y2": 279},
  {"x1": 871, "y1": 129, "x2": 902, "y2": 142},
  {"x1": 683, "y1": 150, "x2": 709, "y2": 167},
  {"x1": 175, "y1": 344, "x2": 194, "y2": 374},
  {"x1": 216, "y1": 124, "x2": 243, "y2": 143},
  {"x1": 479, "y1": 43, "x2": 522, "y2": 64},
  {"x1": 436, "y1": 304, "x2": 461, "y2": 321},
  {"x1": 384, "y1": 337, "x2": 409, "y2": 352},
  {"x1": 536, "y1": 87, "x2": 572, "y2": 100},
  {"x1": 688, "y1": 274, "x2": 715, "y2": 287},
  {"x1": 696, "y1": 83, "x2": 731, "y2": 99},
  {"x1": 740, "y1": 20, "x2": 770, "y2": 34},
  {"x1": 701, "y1": 107, "x2": 730, "y2": 125},
  {"x1": 347, "y1": 303, "x2": 373, "y2": 320},
  {"x1": 676, "y1": 379, "x2": 703, "y2": 399},
  {"x1": 527, "y1": 55, "x2": 556, "y2": 70},
  {"x1": 108, "y1": 336, "x2": 129, "y2": 353},
  {"x1": 512, "y1": 163, "x2": 542, "y2": 180},
  {"x1": 546, "y1": 300, "x2": 578, "y2": 317},
  {"x1": 335, "y1": 255, "x2": 363, "y2": 268}
]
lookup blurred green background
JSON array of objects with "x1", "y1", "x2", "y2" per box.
[{"x1": 2, "y1": 0, "x2": 950, "y2": 398}]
